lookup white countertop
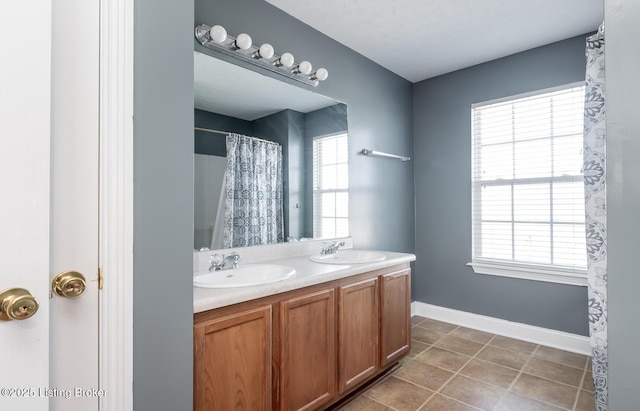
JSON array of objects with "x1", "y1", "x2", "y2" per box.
[{"x1": 193, "y1": 250, "x2": 416, "y2": 313}]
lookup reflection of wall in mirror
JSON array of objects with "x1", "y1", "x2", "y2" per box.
[
  {"x1": 303, "y1": 104, "x2": 349, "y2": 236},
  {"x1": 194, "y1": 154, "x2": 226, "y2": 249}
]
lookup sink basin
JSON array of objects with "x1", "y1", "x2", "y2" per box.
[
  {"x1": 309, "y1": 250, "x2": 386, "y2": 264},
  {"x1": 193, "y1": 264, "x2": 296, "y2": 288}
]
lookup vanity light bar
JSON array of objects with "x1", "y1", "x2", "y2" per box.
[{"x1": 195, "y1": 24, "x2": 328, "y2": 87}]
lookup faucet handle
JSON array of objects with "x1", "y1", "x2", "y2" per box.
[
  {"x1": 224, "y1": 252, "x2": 241, "y2": 269},
  {"x1": 209, "y1": 254, "x2": 224, "y2": 271},
  {"x1": 321, "y1": 240, "x2": 344, "y2": 255}
]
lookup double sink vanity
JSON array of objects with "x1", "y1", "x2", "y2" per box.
[{"x1": 193, "y1": 238, "x2": 416, "y2": 411}]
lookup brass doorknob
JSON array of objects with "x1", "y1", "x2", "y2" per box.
[
  {"x1": 0, "y1": 288, "x2": 40, "y2": 321},
  {"x1": 52, "y1": 271, "x2": 86, "y2": 298}
]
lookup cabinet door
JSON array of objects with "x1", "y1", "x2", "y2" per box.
[
  {"x1": 194, "y1": 305, "x2": 272, "y2": 411},
  {"x1": 338, "y1": 278, "x2": 379, "y2": 394},
  {"x1": 380, "y1": 269, "x2": 411, "y2": 367},
  {"x1": 279, "y1": 289, "x2": 336, "y2": 411}
]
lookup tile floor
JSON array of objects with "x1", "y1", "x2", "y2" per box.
[{"x1": 340, "y1": 316, "x2": 595, "y2": 411}]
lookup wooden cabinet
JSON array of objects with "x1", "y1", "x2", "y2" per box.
[
  {"x1": 338, "y1": 278, "x2": 379, "y2": 394},
  {"x1": 194, "y1": 264, "x2": 411, "y2": 411},
  {"x1": 279, "y1": 289, "x2": 336, "y2": 411},
  {"x1": 194, "y1": 305, "x2": 272, "y2": 411},
  {"x1": 380, "y1": 269, "x2": 411, "y2": 367}
]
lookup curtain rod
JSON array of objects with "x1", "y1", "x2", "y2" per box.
[
  {"x1": 194, "y1": 127, "x2": 276, "y2": 144},
  {"x1": 194, "y1": 127, "x2": 228, "y2": 135}
]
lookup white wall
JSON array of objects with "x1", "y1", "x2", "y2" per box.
[{"x1": 605, "y1": 0, "x2": 640, "y2": 408}]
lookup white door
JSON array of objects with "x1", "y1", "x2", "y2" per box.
[
  {"x1": 0, "y1": 2, "x2": 53, "y2": 408},
  {"x1": 0, "y1": 0, "x2": 100, "y2": 410},
  {"x1": 50, "y1": 0, "x2": 100, "y2": 409}
]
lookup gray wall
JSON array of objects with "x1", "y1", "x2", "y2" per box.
[
  {"x1": 413, "y1": 35, "x2": 591, "y2": 335},
  {"x1": 606, "y1": 0, "x2": 640, "y2": 407},
  {"x1": 133, "y1": 0, "x2": 194, "y2": 409},
  {"x1": 196, "y1": 0, "x2": 415, "y2": 253}
]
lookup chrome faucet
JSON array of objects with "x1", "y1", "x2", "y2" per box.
[
  {"x1": 320, "y1": 241, "x2": 345, "y2": 255},
  {"x1": 208, "y1": 252, "x2": 241, "y2": 271}
]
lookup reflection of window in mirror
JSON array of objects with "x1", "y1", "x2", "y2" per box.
[{"x1": 312, "y1": 133, "x2": 349, "y2": 238}]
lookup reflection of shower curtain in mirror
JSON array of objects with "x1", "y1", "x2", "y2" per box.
[{"x1": 223, "y1": 133, "x2": 284, "y2": 248}]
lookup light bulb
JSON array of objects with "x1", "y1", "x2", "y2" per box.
[
  {"x1": 209, "y1": 25, "x2": 227, "y2": 43},
  {"x1": 234, "y1": 33, "x2": 252, "y2": 50},
  {"x1": 277, "y1": 52, "x2": 295, "y2": 68},
  {"x1": 297, "y1": 61, "x2": 313, "y2": 75},
  {"x1": 314, "y1": 68, "x2": 329, "y2": 81},
  {"x1": 257, "y1": 43, "x2": 274, "y2": 59}
]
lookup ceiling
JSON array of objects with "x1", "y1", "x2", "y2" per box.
[{"x1": 265, "y1": 0, "x2": 604, "y2": 83}]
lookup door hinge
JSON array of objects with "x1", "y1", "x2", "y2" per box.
[{"x1": 98, "y1": 267, "x2": 104, "y2": 290}]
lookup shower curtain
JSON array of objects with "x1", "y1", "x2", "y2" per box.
[
  {"x1": 223, "y1": 133, "x2": 284, "y2": 248},
  {"x1": 583, "y1": 26, "x2": 607, "y2": 411}
]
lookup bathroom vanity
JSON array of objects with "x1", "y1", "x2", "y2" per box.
[{"x1": 193, "y1": 246, "x2": 415, "y2": 411}]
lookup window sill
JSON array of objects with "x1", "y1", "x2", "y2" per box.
[{"x1": 467, "y1": 261, "x2": 587, "y2": 287}]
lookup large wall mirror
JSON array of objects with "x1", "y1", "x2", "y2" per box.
[{"x1": 194, "y1": 51, "x2": 349, "y2": 250}]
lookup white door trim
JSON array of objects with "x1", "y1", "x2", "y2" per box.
[{"x1": 99, "y1": 0, "x2": 134, "y2": 410}]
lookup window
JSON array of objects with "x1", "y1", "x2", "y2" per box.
[
  {"x1": 313, "y1": 133, "x2": 349, "y2": 238},
  {"x1": 470, "y1": 84, "x2": 587, "y2": 286}
]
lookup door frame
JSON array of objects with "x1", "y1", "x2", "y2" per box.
[{"x1": 99, "y1": 0, "x2": 134, "y2": 409}]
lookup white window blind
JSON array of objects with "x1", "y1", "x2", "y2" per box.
[
  {"x1": 470, "y1": 84, "x2": 587, "y2": 285},
  {"x1": 313, "y1": 133, "x2": 349, "y2": 238}
]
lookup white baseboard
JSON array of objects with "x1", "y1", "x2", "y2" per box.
[{"x1": 411, "y1": 301, "x2": 591, "y2": 356}]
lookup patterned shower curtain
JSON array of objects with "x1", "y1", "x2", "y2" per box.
[
  {"x1": 583, "y1": 27, "x2": 607, "y2": 411},
  {"x1": 223, "y1": 133, "x2": 284, "y2": 248}
]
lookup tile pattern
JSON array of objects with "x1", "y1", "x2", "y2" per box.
[{"x1": 339, "y1": 316, "x2": 594, "y2": 411}]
